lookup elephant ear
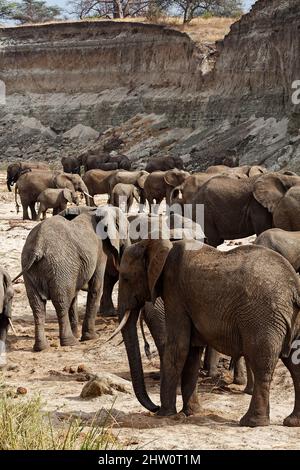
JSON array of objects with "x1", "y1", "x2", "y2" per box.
[
  {"x1": 145, "y1": 239, "x2": 172, "y2": 303},
  {"x1": 137, "y1": 173, "x2": 148, "y2": 189},
  {"x1": 95, "y1": 205, "x2": 129, "y2": 267},
  {"x1": 63, "y1": 189, "x2": 73, "y2": 203},
  {"x1": 1, "y1": 271, "x2": 14, "y2": 316},
  {"x1": 164, "y1": 170, "x2": 188, "y2": 187},
  {"x1": 248, "y1": 166, "x2": 266, "y2": 177},
  {"x1": 54, "y1": 173, "x2": 73, "y2": 191},
  {"x1": 253, "y1": 174, "x2": 291, "y2": 213}
]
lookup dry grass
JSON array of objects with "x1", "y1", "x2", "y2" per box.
[
  {"x1": 1, "y1": 16, "x2": 237, "y2": 45},
  {"x1": 0, "y1": 391, "x2": 120, "y2": 450}
]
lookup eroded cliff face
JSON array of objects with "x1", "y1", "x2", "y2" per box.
[{"x1": 0, "y1": 1, "x2": 300, "y2": 171}]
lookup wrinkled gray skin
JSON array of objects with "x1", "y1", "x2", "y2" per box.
[
  {"x1": 83, "y1": 169, "x2": 118, "y2": 204},
  {"x1": 16, "y1": 206, "x2": 127, "y2": 351},
  {"x1": 15, "y1": 172, "x2": 90, "y2": 220},
  {"x1": 6, "y1": 162, "x2": 50, "y2": 192},
  {"x1": 255, "y1": 229, "x2": 300, "y2": 272},
  {"x1": 0, "y1": 269, "x2": 14, "y2": 363},
  {"x1": 61, "y1": 156, "x2": 81, "y2": 175},
  {"x1": 118, "y1": 240, "x2": 300, "y2": 427},
  {"x1": 205, "y1": 165, "x2": 267, "y2": 178},
  {"x1": 108, "y1": 170, "x2": 148, "y2": 206},
  {"x1": 111, "y1": 183, "x2": 140, "y2": 212},
  {"x1": 37, "y1": 188, "x2": 80, "y2": 220}
]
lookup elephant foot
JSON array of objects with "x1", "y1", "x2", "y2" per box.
[
  {"x1": 71, "y1": 326, "x2": 80, "y2": 338},
  {"x1": 240, "y1": 412, "x2": 270, "y2": 427},
  {"x1": 33, "y1": 340, "x2": 49, "y2": 352},
  {"x1": 156, "y1": 407, "x2": 177, "y2": 417},
  {"x1": 181, "y1": 403, "x2": 202, "y2": 417},
  {"x1": 60, "y1": 336, "x2": 79, "y2": 347},
  {"x1": 243, "y1": 384, "x2": 254, "y2": 395},
  {"x1": 283, "y1": 413, "x2": 300, "y2": 427},
  {"x1": 81, "y1": 331, "x2": 98, "y2": 341}
]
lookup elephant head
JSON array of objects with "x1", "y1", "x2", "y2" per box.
[
  {"x1": 6, "y1": 163, "x2": 31, "y2": 192},
  {"x1": 253, "y1": 173, "x2": 300, "y2": 230},
  {"x1": 116, "y1": 239, "x2": 173, "y2": 412},
  {"x1": 164, "y1": 169, "x2": 189, "y2": 189},
  {"x1": 0, "y1": 270, "x2": 14, "y2": 363},
  {"x1": 136, "y1": 171, "x2": 149, "y2": 190},
  {"x1": 54, "y1": 173, "x2": 92, "y2": 206}
]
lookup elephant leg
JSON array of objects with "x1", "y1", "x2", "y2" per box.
[
  {"x1": 204, "y1": 346, "x2": 220, "y2": 377},
  {"x1": 142, "y1": 301, "x2": 166, "y2": 361},
  {"x1": 26, "y1": 285, "x2": 49, "y2": 351},
  {"x1": 29, "y1": 203, "x2": 37, "y2": 221},
  {"x1": 239, "y1": 348, "x2": 278, "y2": 427},
  {"x1": 51, "y1": 298, "x2": 78, "y2": 347},
  {"x1": 233, "y1": 357, "x2": 247, "y2": 385},
  {"x1": 157, "y1": 315, "x2": 191, "y2": 416},
  {"x1": 99, "y1": 266, "x2": 118, "y2": 317},
  {"x1": 69, "y1": 297, "x2": 79, "y2": 338},
  {"x1": 22, "y1": 203, "x2": 30, "y2": 220},
  {"x1": 37, "y1": 205, "x2": 44, "y2": 220},
  {"x1": 282, "y1": 354, "x2": 300, "y2": 427},
  {"x1": 244, "y1": 358, "x2": 254, "y2": 395},
  {"x1": 82, "y1": 259, "x2": 106, "y2": 341},
  {"x1": 181, "y1": 345, "x2": 201, "y2": 416}
]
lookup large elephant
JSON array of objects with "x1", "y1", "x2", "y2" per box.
[
  {"x1": 144, "y1": 169, "x2": 190, "y2": 211},
  {"x1": 116, "y1": 240, "x2": 300, "y2": 427},
  {"x1": 61, "y1": 156, "x2": 81, "y2": 175},
  {"x1": 255, "y1": 228, "x2": 300, "y2": 272},
  {"x1": 145, "y1": 156, "x2": 184, "y2": 173},
  {"x1": 13, "y1": 206, "x2": 128, "y2": 351},
  {"x1": 83, "y1": 169, "x2": 118, "y2": 203},
  {"x1": 108, "y1": 170, "x2": 148, "y2": 205},
  {"x1": 170, "y1": 173, "x2": 216, "y2": 206},
  {"x1": 0, "y1": 268, "x2": 14, "y2": 364},
  {"x1": 191, "y1": 175, "x2": 274, "y2": 247},
  {"x1": 6, "y1": 161, "x2": 50, "y2": 192},
  {"x1": 16, "y1": 172, "x2": 91, "y2": 220}
]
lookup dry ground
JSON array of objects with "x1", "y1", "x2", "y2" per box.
[{"x1": 0, "y1": 171, "x2": 299, "y2": 450}]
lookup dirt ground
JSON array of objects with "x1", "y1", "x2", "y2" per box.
[{"x1": 0, "y1": 171, "x2": 299, "y2": 450}]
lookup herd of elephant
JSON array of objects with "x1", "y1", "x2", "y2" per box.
[{"x1": 2, "y1": 154, "x2": 300, "y2": 430}]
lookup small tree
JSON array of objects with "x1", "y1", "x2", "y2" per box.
[
  {"x1": 0, "y1": 0, "x2": 16, "y2": 19},
  {"x1": 172, "y1": 0, "x2": 243, "y2": 23},
  {"x1": 10, "y1": 0, "x2": 61, "y2": 24}
]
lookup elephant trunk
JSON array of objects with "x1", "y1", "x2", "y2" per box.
[
  {"x1": 79, "y1": 182, "x2": 91, "y2": 206},
  {"x1": 121, "y1": 308, "x2": 159, "y2": 413},
  {"x1": 6, "y1": 179, "x2": 12, "y2": 192}
]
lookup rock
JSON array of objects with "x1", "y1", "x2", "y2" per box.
[
  {"x1": 63, "y1": 124, "x2": 99, "y2": 142},
  {"x1": 80, "y1": 373, "x2": 131, "y2": 398},
  {"x1": 17, "y1": 386, "x2": 27, "y2": 395},
  {"x1": 5, "y1": 146, "x2": 21, "y2": 158},
  {"x1": 77, "y1": 364, "x2": 91, "y2": 374}
]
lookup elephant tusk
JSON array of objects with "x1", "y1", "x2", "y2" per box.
[
  {"x1": 83, "y1": 191, "x2": 94, "y2": 200},
  {"x1": 8, "y1": 318, "x2": 17, "y2": 336},
  {"x1": 106, "y1": 310, "x2": 130, "y2": 342}
]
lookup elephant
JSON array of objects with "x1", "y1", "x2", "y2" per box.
[
  {"x1": 15, "y1": 171, "x2": 91, "y2": 220},
  {"x1": 145, "y1": 156, "x2": 184, "y2": 173},
  {"x1": 116, "y1": 239, "x2": 300, "y2": 427},
  {"x1": 111, "y1": 183, "x2": 140, "y2": 212},
  {"x1": 255, "y1": 228, "x2": 300, "y2": 272},
  {"x1": 191, "y1": 175, "x2": 274, "y2": 247},
  {"x1": 170, "y1": 173, "x2": 217, "y2": 206},
  {"x1": 37, "y1": 188, "x2": 80, "y2": 220},
  {"x1": 0, "y1": 268, "x2": 14, "y2": 364},
  {"x1": 144, "y1": 169, "x2": 190, "y2": 212},
  {"x1": 61, "y1": 156, "x2": 81, "y2": 175},
  {"x1": 13, "y1": 205, "x2": 128, "y2": 351},
  {"x1": 109, "y1": 155, "x2": 131, "y2": 171},
  {"x1": 206, "y1": 165, "x2": 267, "y2": 178},
  {"x1": 80, "y1": 153, "x2": 110, "y2": 173},
  {"x1": 108, "y1": 170, "x2": 148, "y2": 206},
  {"x1": 6, "y1": 161, "x2": 50, "y2": 192},
  {"x1": 83, "y1": 169, "x2": 119, "y2": 204},
  {"x1": 252, "y1": 173, "x2": 300, "y2": 230}
]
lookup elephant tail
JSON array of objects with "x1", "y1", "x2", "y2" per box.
[
  {"x1": 281, "y1": 290, "x2": 300, "y2": 358},
  {"x1": 12, "y1": 251, "x2": 43, "y2": 284}
]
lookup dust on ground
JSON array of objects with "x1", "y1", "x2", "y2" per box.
[{"x1": 0, "y1": 172, "x2": 299, "y2": 450}]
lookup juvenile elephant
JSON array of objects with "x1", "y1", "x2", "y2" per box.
[
  {"x1": 109, "y1": 170, "x2": 148, "y2": 205},
  {"x1": 144, "y1": 169, "x2": 190, "y2": 211},
  {"x1": 145, "y1": 156, "x2": 184, "y2": 173},
  {"x1": 116, "y1": 240, "x2": 300, "y2": 427},
  {"x1": 61, "y1": 156, "x2": 81, "y2": 175},
  {"x1": 6, "y1": 161, "x2": 50, "y2": 192},
  {"x1": 16, "y1": 171, "x2": 91, "y2": 220},
  {"x1": 111, "y1": 183, "x2": 140, "y2": 212},
  {"x1": 37, "y1": 188, "x2": 80, "y2": 220},
  {"x1": 255, "y1": 228, "x2": 300, "y2": 272},
  {"x1": 0, "y1": 268, "x2": 14, "y2": 363},
  {"x1": 13, "y1": 206, "x2": 128, "y2": 351}
]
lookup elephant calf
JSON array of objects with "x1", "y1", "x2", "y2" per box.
[
  {"x1": 0, "y1": 268, "x2": 14, "y2": 366},
  {"x1": 111, "y1": 183, "x2": 140, "y2": 212},
  {"x1": 37, "y1": 188, "x2": 80, "y2": 220}
]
